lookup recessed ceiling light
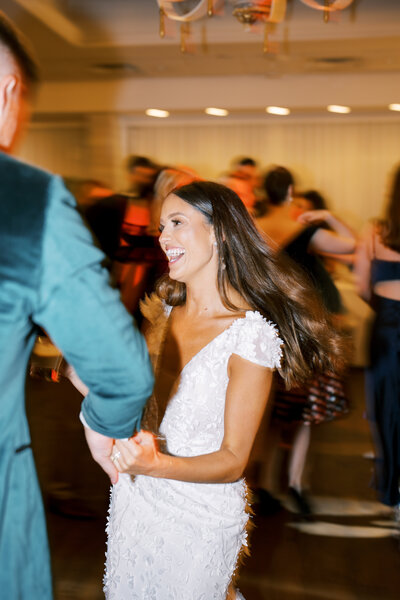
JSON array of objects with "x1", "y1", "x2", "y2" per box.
[
  {"x1": 312, "y1": 56, "x2": 357, "y2": 65},
  {"x1": 205, "y1": 107, "x2": 229, "y2": 117},
  {"x1": 91, "y1": 62, "x2": 139, "y2": 74},
  {"x1": 145, "y1": 108, "x2": 170, "y2": 118},
  {"x1": 327, "y1": 104, "x2": 351, "y2": 114},
  {"x1": 389, "y1": 103, "x2": 400, "y2": 112},
  {"x1": 266, "y1": 106, "x2": 290, "y2": 116}
]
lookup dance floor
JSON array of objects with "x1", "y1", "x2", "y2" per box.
[{"x1": 26, "y1": 368, "x2": 400, "y2": 600}]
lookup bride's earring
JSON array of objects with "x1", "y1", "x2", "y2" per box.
[{"x1": 213, "y1": 241, "x2": 225, "y2": 269}]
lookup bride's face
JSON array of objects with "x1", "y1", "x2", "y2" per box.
[{"x1": 159, "y1": 193, "x2": 218, "y2": 285}]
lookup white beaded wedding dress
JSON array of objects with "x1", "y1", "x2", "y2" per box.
[{"x1": 104, "y1": 295, "x2": 282, "y2": 600}]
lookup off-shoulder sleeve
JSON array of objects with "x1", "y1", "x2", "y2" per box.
[{"x1": 233, "y1": 311, "x2": 283, "y2": 369}]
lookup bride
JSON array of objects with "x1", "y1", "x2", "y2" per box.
[{"x1": 79, "y1": 181, "x2": 344, "y2": 599}]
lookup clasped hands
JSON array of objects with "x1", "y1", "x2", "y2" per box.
[{"x1": 111, "y1": 430, "x2": 161, "y2": 477}]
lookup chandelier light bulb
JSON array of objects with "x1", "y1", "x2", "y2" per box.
[{"x1": 388, "y1": 104, "x2": 400, "y2": 112}]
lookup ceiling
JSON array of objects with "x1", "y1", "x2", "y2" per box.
[{"x1": 3, "y1": 0, "x2": 400, "y2": 82}]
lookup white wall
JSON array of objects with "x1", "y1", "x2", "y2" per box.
[
  {"x1": 17, "y1": 114, "x2": 400, "y2": 228},
  {"x1": 17, "y1": 122, "x2": 88, "y2": 179},
  {"x1": 16, "y1": 116, "x2": 125, "y2": 189}
]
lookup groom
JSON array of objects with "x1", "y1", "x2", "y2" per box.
[{"x1": 0, "y1": 12, "x2": 153, "y2": 600}]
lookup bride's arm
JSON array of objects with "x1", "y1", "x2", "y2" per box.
[
  {"x1": 64, "y1": 364, "x2": 89, "y2": 396},
  {"x1": 114, "y1": 354, "x2": 273, "y2": 483}
]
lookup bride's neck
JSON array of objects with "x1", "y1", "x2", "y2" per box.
[
  {"x1": 184, "y1": 283, "x2": 224, "y2": 318},
  {"x1": 183, "y1": 282, "x2": 249, "y2": 318}
]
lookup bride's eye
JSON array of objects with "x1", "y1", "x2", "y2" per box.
[
  {"x1": 172, "y1": 219, "x2": 181, "y2": 227},
  {"x1": 158, "y1": 224, "x2": 164, "y2": 233}
]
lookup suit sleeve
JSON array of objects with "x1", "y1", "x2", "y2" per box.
[{"x1": 33, "y1": 175, "x2": 154, "y2": 439}]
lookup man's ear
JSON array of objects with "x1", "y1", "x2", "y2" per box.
[
  {"x1": 0, "y1": 74, "x2": 18, "y2": 114},
  {"x1": 0, "y1": 75, "x2": 21, "y2": 151}
]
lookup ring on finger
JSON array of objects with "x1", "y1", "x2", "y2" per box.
[{"x1": 111, "y1": 451, "x2": 121, "y2": 462}]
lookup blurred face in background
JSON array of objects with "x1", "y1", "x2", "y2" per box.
[
  {"x1": 236, "y1": 163, "x2": 261, "y2": 191},
  {"x1": 223, "y1": 176, "x2": 256, "y2": 212},
  {"x1": 127, "y1": 165, "x2": 157, "y2": 196}
]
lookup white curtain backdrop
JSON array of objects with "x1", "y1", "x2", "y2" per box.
[{"x1": 124, "y1": 116, "x2": 400, "y2": 228}]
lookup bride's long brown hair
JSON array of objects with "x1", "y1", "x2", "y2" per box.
[{"x1": 156, "y1": 181, "x2": 347, "y2": 388}]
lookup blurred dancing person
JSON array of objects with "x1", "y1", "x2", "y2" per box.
[
  {"x1": 355, "y1": 164, "x2": 400, "y2": 514},
  {"x1": 220, "y1": 156, "x2": 261, "y2": 214},
  {"x1": 255, "y1": 167, "x2": 355, "y2": 516},
  {"x1": 0, "y1": 13, "x2": 153, "y2": 599}
]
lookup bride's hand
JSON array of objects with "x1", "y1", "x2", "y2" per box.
[{"x1": 113, "y1": 431, "x2": 161, "y2": 476}]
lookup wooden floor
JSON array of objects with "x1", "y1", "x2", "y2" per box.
[{"x1": 26, "y1": 368, "x2": 400, "y2": 600}]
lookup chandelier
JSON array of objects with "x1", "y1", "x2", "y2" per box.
[
  {"x1": 157, "y1": 1, "x2": 223, "y2": 50},
  {"x1": 156, "y1": 0, "x2": 356, "y2": 51},
  {"x1": 231, "y1": 1, "x2": 286, "y2": 26},
  {"x1": 230, "y1": 1, "x2": 287, "y2": 52},
  {"x1": 157, "y1": 0, "x2": 219, "y2": 23}
]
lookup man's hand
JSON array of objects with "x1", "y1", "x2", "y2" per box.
[
  {"x1": 114, "y1": 431, "x2": 161, "y2": 477},
  {"x1": 83, "y1": 426, "x2": 118, "y2": 485}
]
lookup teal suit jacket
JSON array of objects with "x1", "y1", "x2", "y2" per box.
[{"x1": 0, "y1": 152, "x2": 154, "y2": 599}]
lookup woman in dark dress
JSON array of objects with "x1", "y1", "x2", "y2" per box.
[
  {"x1": 255, "y1": 166, "x2": 356, "y2": 516},
  {"x1": 355, "y1": 165, "x2": 400, "y2": 512}
]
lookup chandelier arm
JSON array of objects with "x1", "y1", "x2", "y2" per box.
[{"x1": 299, "y1": 0, "x2": 354, "y2": 12}]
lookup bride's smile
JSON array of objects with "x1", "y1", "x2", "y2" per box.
[{"x1": 165, "y1": 247, "x2": 185, "y2": 263}]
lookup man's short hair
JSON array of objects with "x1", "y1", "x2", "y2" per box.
[
  {"x1": 126, "y1": 155, "x2": 156, "y2": 172},
  {"x1": 0, "y1": 11, "x2": 39, "y2": 86},
  {"x1": 236, "y1": 157, "x2": 257, "y2": 168},
  {"x1": 264, "y1": 166, "x2": 294, "y2": 205}
]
